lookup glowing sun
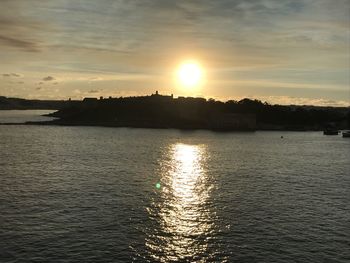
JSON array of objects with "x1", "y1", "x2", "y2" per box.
[{"x1": 177, "y1": 61, "x2": 203, "y2": 88}]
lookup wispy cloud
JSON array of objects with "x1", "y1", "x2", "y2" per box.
[
  {"x1": 88, "y1": 89, "x2": 100, "y2": 93},
  {"x1": 2, "y1": 73, "x2": 22, "y2": 77},
  {"x1": 0, "y1": 35, "x2": 39, "y2": 52},
  {"x1": 42, "y1": 76, "x2": 55, "y2": 81}
]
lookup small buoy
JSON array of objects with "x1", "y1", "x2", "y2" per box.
[{"x1": 281, "y1": 136, "x2": 284, "y2": 139}]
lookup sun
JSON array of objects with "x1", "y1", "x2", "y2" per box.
[{"x1": 177, "y1": 61, "x2": 203, "y2": 88}]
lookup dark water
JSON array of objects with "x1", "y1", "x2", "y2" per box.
[{"x1": 0, "y1": 111, "x2": 349, "y2": 262}]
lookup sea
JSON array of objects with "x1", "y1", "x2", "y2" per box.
[{"x1": 0, "y1": 110, "x2": 349, "y2": 263}]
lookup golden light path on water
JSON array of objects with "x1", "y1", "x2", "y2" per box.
[{"x1": 146, "y1": 143, "x2": 219, "y2": 262}]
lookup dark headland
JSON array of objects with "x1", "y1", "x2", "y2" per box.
[{"x1": 1, "y1": 93, "x2": 349, "y2": 131}]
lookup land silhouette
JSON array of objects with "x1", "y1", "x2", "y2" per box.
[{"x1": 1, "y1": 93, "x2": 349, "y2": 131}]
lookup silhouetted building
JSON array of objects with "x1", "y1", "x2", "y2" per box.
[
  {"x1": 83, "y1": 97, "x2": 98, "y2": 107},
  {"x1": 150, "y1": 91, "x2": 173, "y2": 101},
  {"x1": 83, "y1": 97, "x2": 98, "y2": 102}
]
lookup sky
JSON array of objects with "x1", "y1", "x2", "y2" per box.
[{"x1": 0, "y1": 0, "x2": 349, "y2": 106}]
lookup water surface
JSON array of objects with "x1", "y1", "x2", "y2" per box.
[{"x1": 0, "y1": 111, "x2": 349, "y2": 262}]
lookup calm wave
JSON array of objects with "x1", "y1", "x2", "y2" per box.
[{"x1": 0, "y1": 111, "x2": 349, "y2": 262}]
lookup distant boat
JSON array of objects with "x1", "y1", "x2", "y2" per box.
[
  {"x1": 323, "y1": 129, "x2": 339, "y2": 135},
  {"x1": 342, "y1": 131, "x2": 350, "y2": 138}
]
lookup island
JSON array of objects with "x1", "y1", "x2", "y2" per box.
[
  {"x1": 1, "y1": 92, "x2": 349, "y2": 131},
  {"x1": 2, "y1": 91, "x2": 348, "y2": 131}
]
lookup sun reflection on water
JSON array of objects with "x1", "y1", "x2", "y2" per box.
[{"x1": 146, "y1": 143, "x2": 216, "y2": 262}]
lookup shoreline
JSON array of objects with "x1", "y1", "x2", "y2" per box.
[{"x1": 0, "y1": 121, "x2": 334, "y2": 132}]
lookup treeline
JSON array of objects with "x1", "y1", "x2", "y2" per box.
[{"x1": 217, "y1": 98, "x2": 349, "y2": 129}]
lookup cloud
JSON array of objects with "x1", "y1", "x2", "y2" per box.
[
  {"x1": 0, "y1": 35, "x2": 39, "y2": 52},
  {"x1": 2, "y1": 73, "x2": 22, "y2": 78},
  {"x1": 0, "y1": 1, "x2": 43, "y2": 52},
  {"x1": 43, "y1": 76, "x2": 55, "y2": 81},
  {"x1": 88, "y1": 89, "x2": 100, "y2": 93}
]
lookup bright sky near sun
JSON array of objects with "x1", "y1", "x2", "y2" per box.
[
  {"x1": 177, "y1": 61, "x2": 204, "y2": 90},
  {"x1": 0, "y1": 0, "x2": 349, "y2": 106}
]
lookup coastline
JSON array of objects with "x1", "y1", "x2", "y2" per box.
[
  {"x1": 1, "y1": 94, "x2": 349, "y2": 131},
  {"x1": 0, "y1": 120, "x2": 335, "y2": 132}
]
